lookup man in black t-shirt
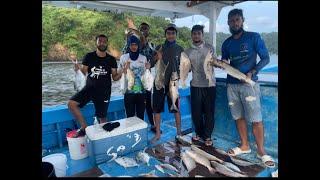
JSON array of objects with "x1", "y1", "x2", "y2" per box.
[{"x1": 68, "y1": 34, "x2": 123, "y2": 137}]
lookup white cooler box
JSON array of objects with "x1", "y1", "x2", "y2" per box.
[{"x1": 85, "y1": 117, "x2": 148, "y2": 165}]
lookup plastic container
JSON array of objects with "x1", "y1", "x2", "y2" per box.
[
  {"x1": 42, "y1": 153, "x2": 67, "y2": 177},
  {"x1": 66, "y1": 130, "x2": 88, "y2": 160}
]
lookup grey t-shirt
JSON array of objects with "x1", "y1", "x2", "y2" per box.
[{"x1": 184, "y1": 42, "x2": 216, "y2": 87}]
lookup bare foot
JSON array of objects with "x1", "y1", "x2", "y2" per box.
[{"x1": 150, "y1": 135, "x2": 160, "y2": 144}]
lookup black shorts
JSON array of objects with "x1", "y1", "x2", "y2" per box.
[
  {"x1": 70, "y1": 85, "x2": 111, "y2": 118},
  {"x1": 152, "y1": 85, "x2": 180, "y2": 113}
]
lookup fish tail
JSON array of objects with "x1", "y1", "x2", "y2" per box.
[
  {"x1": 170, "y1": 104, "x2": 178, "y2": 112},
  {"x1": 209, "y1": 167, "x2": 216, "y2": 174}
]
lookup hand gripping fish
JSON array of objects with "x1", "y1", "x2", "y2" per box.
[
  {"x1": 211, "y1": 56, "x2": 255, "y2": 86},
  {"x1": 71, "y1": 58, "x2": 86, "y2": 92},
  {"x1": 179, "y1": 52, "x2": 191, "y2": 88}
]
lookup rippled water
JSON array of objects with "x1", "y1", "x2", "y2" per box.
[
  {"x1": 42, "y1": 55, "x2": 277, "y2": 107},
  {"x1": 42, "y1": 62, "x2": 123, "y2": 107}
]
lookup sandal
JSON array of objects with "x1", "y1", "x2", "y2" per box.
[
  {"x1": 192, "y1": 135, "x2": 201, "y2": 141},
  {"x1": 205, "y1": 138, "x2": 213, "y2": 146},
  {"x1": 227, "y1": 147, "x2": 251, "y2": 156},
  {"x1": 257, "y1": 154, "x2": 276, "y2": 168}
]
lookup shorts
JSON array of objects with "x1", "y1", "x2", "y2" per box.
[
  {"x1": 70, "y1": 85, "x2": 111, "y2": 118},
  {"x1": 152, "y1": 84, "x2": 179, "y2": 113},
  {"x1": 227, "y1": 83, "x2": 262, "y2": 123}
]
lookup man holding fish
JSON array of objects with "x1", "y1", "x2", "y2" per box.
[
  {"x1": 179, "y1": 25, "x2": 216, "y2": 146},
  {"x1": 220, "y1": 9, "x2": 275, "y2": 168},
  {"x1": 150, "y1": 24, "x2": 184, "y2": 143},
  {"x1": 68, "y1": 34, "x2": 123, "y2": 138}
]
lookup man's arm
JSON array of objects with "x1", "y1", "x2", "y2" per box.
[
  {"x1": 74, "y1": 64, "x2": 88, "y2": 75},
  {"x1": 111, "y1": 68, "x2": 123, "y2": 81},
  {"x1": 149, "y1": 45, "x2": 162, "y2": 68},
  {"x1": 250, "y1": 33, "x2": 270, "y2": 75}
]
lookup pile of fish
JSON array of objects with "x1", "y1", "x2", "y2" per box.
[
  {"x1": 120, "y1": 67, "x2": 135, "y2": 94},
  {"x1": 141, "y1": 69, "x2": 154, "y2": 91}
]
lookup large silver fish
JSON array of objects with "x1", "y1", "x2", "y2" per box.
[
  {"x1": 222, "y1": 161, "x2": 242, "y2": 174},
  {"x1": 136, "y1": 147, "x2": 150, "y2": 166},
  {"x1": 169, "y1": 71, "x2": 179, "y2": 112},
  {"x1": 141, "y1": 69, "x2": 154, "y2": 91},
  {"x1": 180, "y1": 151, "x2": 196, "y2": 172},
  {"x1": 159, "y1": 163, "x2": 179, "y2": 173},
  {"x1": 190, "y1": 145, "x2": 224, "y2": 164},
  {"x1": 210, "y1": 160, "x2": 248, "y2": 177},
  {"x1": 203, "y1": 51, "x2": 215, "y2": 86},
  {"x1": 179, "y1": 52, "x2": 191, "y2": 88},
  {"x1": 120, "y1": 67, "x2": 135, "y2": 94},
  {"x1": 154, "y1": 47, "x2": 169, "y2": 90},
  {"x1": 229, "y1": 156, "x2": 256, "y2": 167},
  {"x1": 114, "y1": 157, "x2": 139, "y2": 168},
  {"x1": 139, "y1": 170, "x2": 158, "y2": 177},
  {"x1": 185, "y1": 150, "x2": 216, "y2": 174},
  {"x1": 72, "y1": 59, "x2": 86, "y2": 92},
  {"x1": 212, "y1": 57, "x2": 255, "y2": 86}
]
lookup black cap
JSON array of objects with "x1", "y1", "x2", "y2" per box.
[{"x1": 165, "y1": 23, "x2": 177, "y2": 32}]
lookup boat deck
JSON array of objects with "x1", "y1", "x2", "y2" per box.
[{"x1": 46, "y1": 116, "x2": 277, "y2": 177}]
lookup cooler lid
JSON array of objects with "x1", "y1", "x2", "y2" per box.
[{"x1": 85, "y1": 116, "x2": 148, "y2": 141}]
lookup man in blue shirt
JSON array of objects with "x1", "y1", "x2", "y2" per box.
[{"x1": 221, "y1": 9, "x2": 275, "y2": 168}]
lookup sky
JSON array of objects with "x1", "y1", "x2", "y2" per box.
[{"x1": 174, "y1": 1, "x2": 278, "y2": 33}]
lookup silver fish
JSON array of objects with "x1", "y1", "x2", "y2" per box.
[
  {"x1": 114, "y1": 157, "x2": 139, "y2": 168},
  {"x1": 230, "y1": 156, "x2": 256, "y2": 167},
  {"x1": 222, "y1": 162, "x2": 242, "y2": 174},
  {"x1": 120, "y1": 68, "x2": 135, "y2": 94},
  {"x1": 139, "y1": 170, "x2": 157, "y2": 177},
  {"x1": 155, "y1": 164, "x2": 165, "y2": 174},
  {"x1": 141, "y1": 69, "x2": 154, "y2": 91},
  {"x1": 136, "y1": 148, "x2": 150, "y2": 166},
  {"x1": 160, "y1": 163, "x2": 179, "y2": 173},
  {"x1": 125, "y1": 28, "x2": 143, "y2": 39},
  {"x1": 210, "y1": 160, "x2": 247, "y2": 177},
  {"x1": 154, "y1": 47, "x2": 169, "y2": 90},
  {"x1": 179, "y1": 52, "x2": 191, "y2": 88},
  {"x1": 195, "y1": 175, "x2": 205, "y2": 177},
  {"x1": 176, "y1": 135, "x2": 192, "y2": 146},
  {"x1": 163, "y1": 143, "x2": 175, "y2": 153},
  {"x1": 215, "y1": 148, "x2": 229, "y2": 156},
  {"x1": 167, "y1": 172, "x2": 179, "y2": 177},
  {"x1": 191, "y1": 145, "x2": 224, "y2": 164},
  {"x1": 169, "y1": 71, "x2": 179, "y2": 112},
  {"x1": 99, "y1": 173, "x2": 111, "y2": 177},
  {"x1": 72, "y1": 59, "x2": 86, "y2": 92},
  {"x1": 203, "y1": 51, "x2": 215, "y2": 86},
  {"x1": 185, "y1": 150, "x2": 216, "y2": 174},
  {"x1": 212, "y1": 58, "x2": 255, "y2": 86},
  {"x1": 271, "y1": 169, "x2": 278, "y2": 177},
  {"x1": 180, "y1": 152, "x2": 196, "y2": 172}
]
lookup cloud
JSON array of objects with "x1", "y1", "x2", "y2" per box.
[
  {"x1": 216, "y1": 23, "x2": 229, "y2": 33},
  {"x1": 252, "y1": 16, "x2": 274, "y2": 26}
]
